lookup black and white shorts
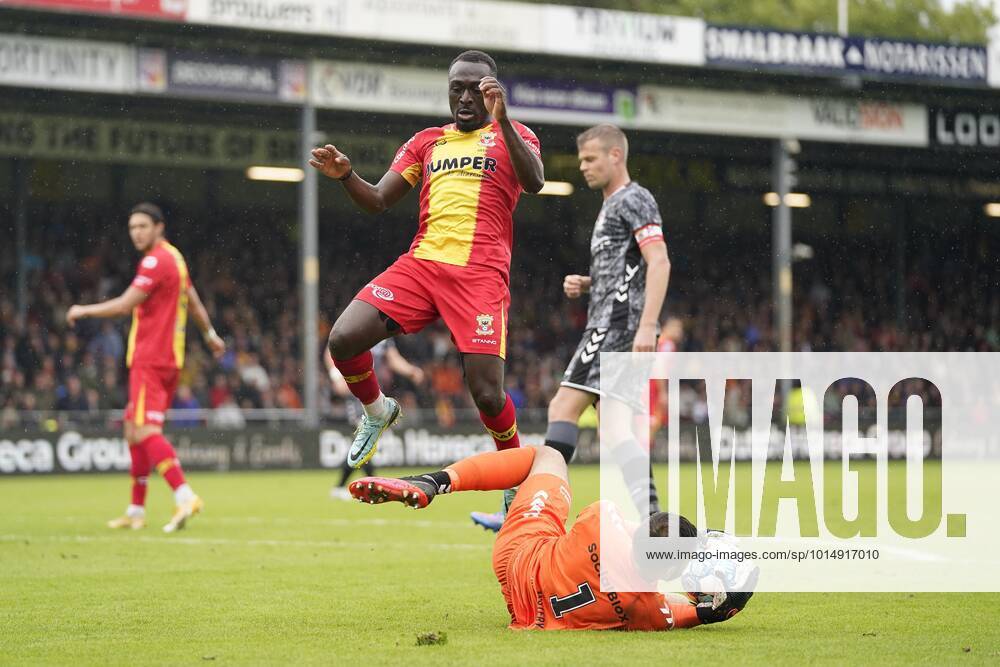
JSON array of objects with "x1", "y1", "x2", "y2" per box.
[{"x1": 560, "y1": 327, "x2": 640, "y2": 406}]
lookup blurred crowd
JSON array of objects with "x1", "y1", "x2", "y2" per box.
[{"x1": 1, "y1": 201, "x2": 997, "y2": 432}]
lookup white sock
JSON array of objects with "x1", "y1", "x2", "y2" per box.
[
  {"x1": 174, "y1": 483, "x2": 195, "y2": 506},
  {"x1": 126, "y1": 504, "x2": 145, "y2": 518},
  {"x1": 363, "y1": 393, "x2": 389, "y2": 419}
]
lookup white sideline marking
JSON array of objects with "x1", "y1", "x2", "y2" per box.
[
  {"x1": 0, "y1": 533, "x2": 491, "y2": 551},
  {"x1": 213, "y1": 516, "x2": 472, "y2": 529},
  {"x1": 12, "y1": 515, "x2": 472, "y2": 529}
]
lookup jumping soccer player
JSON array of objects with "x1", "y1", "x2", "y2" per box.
[
  {"x1": 472, "y1": 124, "x2": 670, "y2": 530},
  {"x1": 67, "y1": 203, "x2": 224, "y2": 533},
  {"x1": 350, "y1": 446, "x2": 755, "y2": 630},
  {"x1": 309, "y1": 50, "x2": 543, "y2": 469}
]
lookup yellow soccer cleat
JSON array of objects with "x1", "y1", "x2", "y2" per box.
[
  {"x1": 163, "y1": 496, "x2": 204, "y2": 533},
  {"x1": 107, "y1": 515, "x2": 146, "y2": 530}
]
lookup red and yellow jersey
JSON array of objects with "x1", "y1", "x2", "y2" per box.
[
  {"x1": 389, "y1": 121, "x2": 540, "y2": 278},
  {"x1": 517, "y1": 501, "x2": 679, "y2": 631},
  {"x1": 126, "y1": 240, "x2": 190, "y2": 369}
]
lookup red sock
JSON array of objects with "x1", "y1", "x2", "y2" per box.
[
  {"x1": 334, "y1": 350, "x2": 382, "y2": 404},
  {"x1": 129, "y1": 444, "x2": 150, "y2": 506},
  {"x1": 444, "y1": 447, "x2": 536, "y2": 492},
  {"x1": 480, "y1": 393, "x2": 520, "y2": 450},
  {"x1": 142, "y1": 433, "x2": 186, "y2": 490}
]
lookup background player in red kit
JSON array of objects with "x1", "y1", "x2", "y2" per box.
[
  {"x1": 67, "y1": 203, "x2": 225, "y2": 533},
  {"x1": 650, "y1": 317, "x2": 684, "y2": 433},
  {"x1": 309, "y1": 50, "x2": 544, "y2": 469},
  {"x1": 350, "y1": 445, "x2": 755, "y2": 630}
]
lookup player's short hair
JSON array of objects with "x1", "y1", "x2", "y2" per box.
[
  {"x1": 648, "y1": 512, "x2": 698, "y2": 538},
  {"x1": 130, "y1": 202, "x2": 165, "y2": 224},
  {"x1": 577, "y1": 123, "x2": 629, "y2": 159},
  {"x1": 632, "y1": 512, "x2": 699, "y2": 580},
  {"x1": 450, "y1": 50, "x2": 498, "y2": 77}
]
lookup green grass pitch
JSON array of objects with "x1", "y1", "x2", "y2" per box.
[{"x1": 2, "y1": 466, "x2": 997, "y2": 664}]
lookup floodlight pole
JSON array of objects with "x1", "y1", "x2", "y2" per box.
[
  {"x1": 772, "y1": 139, "x2": 794, "y2": 355},
  {"x1": 300, "y1": 102, "x2": 320, "y2": 428},
  {"x1": 895, "y1": 199, "x2": 906, "y2": 331},
  {"x1": 14, "y1": 159, "x2": 28, "y2": 326}
]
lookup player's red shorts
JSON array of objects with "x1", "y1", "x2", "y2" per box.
[
  {"x1": 492, "y1": 473, "x2": 573, "y2": 628},
  {"x1": 124, "y1": 365, "x2": 179, "y2": 427},
  {"x1": 354, "y1": 254, "x2": 510, "y2": 358}
]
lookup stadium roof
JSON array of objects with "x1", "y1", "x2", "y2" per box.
[{"x1": 0, "y1": 0, "x2": 997, "y2": 90}]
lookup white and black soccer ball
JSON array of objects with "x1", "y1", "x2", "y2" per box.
[{"x1": 681, "y1": 530, "x2": 751, "y2": 609}]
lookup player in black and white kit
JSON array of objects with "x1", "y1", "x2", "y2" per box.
[
  {"x1": 561, "y1": 172, "x2": 665, "y2": 394},
  {"x1": 554, "y1": 124, "x2": 671, "y2": 515},
  {"x1": 471, "y1": 124, "x2": 670, "y2": 531}
]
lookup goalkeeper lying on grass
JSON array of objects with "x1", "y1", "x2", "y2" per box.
[{"x1": 350, "y1": 445, "x2": 757, "y2": 630}]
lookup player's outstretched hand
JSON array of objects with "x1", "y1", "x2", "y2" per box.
[
  {"x1": 563, "y1": 274, "x2": 590, "y2": 299},
  {"x1": 66, "y1": 305, "x2": 84, "y2": 327},
  {"x1": 479, "y1": 77, "x2": 507, "y2": 122},
  {"x1": 309, "y1": 144, "x2": 352, "y2": 180}
]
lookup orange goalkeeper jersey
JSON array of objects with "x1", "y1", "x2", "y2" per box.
[
  {"x1": 389, "y1": 120, "x2": 540, "y2": 279},
  {"x1": 516, "y1": 501, "x2": 680, "y2": 631}
]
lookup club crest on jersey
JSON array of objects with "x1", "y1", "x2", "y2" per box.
[
  {"x1": 368, "y1": 283, "x2": 394, "y2": 301},
  {"x1": 479, "y1": 132, "x2": 496, "y2": 148},
  {"x1": 475, "y1": 313, "x2": 495, "y2": 336}
]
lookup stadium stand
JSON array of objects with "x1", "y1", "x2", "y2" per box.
[{"x1": 3, "y1": 199, "x2": 996, "y2": 431}]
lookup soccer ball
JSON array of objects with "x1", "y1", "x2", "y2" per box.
[{"x1": 680, "y1": 530, "x2": 742, "y2": 609}]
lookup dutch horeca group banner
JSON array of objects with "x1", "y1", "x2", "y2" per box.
[{"x1": 0, "y1": 423, "x2": 940, "y2": 475}]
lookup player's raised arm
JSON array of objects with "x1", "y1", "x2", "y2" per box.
[
  {"x1": 309, "y1": 144, "x2": 413, "y2": 214},
  {"x1": 186, "y1": 284, "x2": 225, "y2": 359},
  {"x1": 479, "y1": 77, "x2": 545, "y2": 194},
  {"x1": 66, "y1": 286, "x2": 148, "y2": 327}
]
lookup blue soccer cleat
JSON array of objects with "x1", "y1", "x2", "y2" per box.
[
  {"x1": 470, "y1": 487, "x2": 518, "y2": 532},
  {"x1": 470, "y1": 509, "x2": 505, "y2": 532}
]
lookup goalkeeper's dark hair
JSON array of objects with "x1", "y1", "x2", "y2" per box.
[
  {"x1": 631, "y1": 512, "x2": 698, "y2": 582},
  {"x1": 648, "y1": 512, "x2": 698, "y2": 538},
  {"x1": 450, "y1": 50, "x2": 498, "y2": 77},
  {"x1": 130, "y1": 202, "x2": 165, "y2": 224}
]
